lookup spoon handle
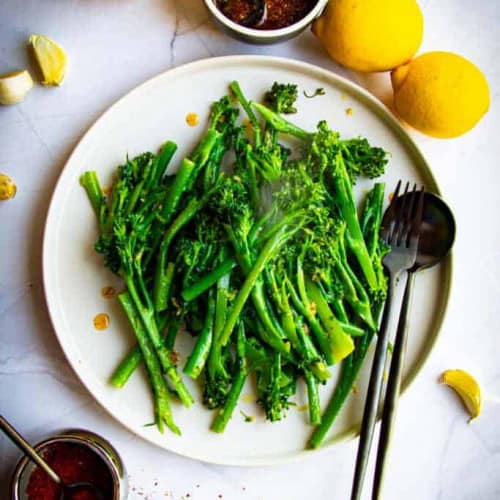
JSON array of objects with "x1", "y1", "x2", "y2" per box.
[
  {"x1": 371, "y1": 271, "x2": 416, "y2": 500},
  {"x1": 350, "y1": 272, "x2": 397, "y2": 500},
  {"x1": 0, "y1": 415, "x2": 62, "y2": 485}
]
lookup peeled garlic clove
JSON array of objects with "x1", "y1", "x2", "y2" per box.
[
  {"x1": 0, "y1": 173, "x2": 17, "y2": 201},
  {"x1": 0, "y1": 70, "x2": 33, "y2": 105},
  {"x1": 29, "y1": 34, "x2": 67, "y2": 86}
]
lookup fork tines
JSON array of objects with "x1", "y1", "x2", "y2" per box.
[{"x1": 382, "y1": 181, "x2": 425, "y2": 248}]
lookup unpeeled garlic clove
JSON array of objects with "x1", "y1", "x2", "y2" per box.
[{"x1": 0, "y1": 70, "x2": 33, "y2": 105}]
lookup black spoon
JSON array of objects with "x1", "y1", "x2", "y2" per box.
[{"x1": 371, "y1": 191, "x2": 456, "y2": 499}]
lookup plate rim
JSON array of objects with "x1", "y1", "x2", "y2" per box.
[{"x1": 42, "y1": 54, "x2": 453, "y2": 466}]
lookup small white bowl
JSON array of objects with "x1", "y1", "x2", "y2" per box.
[{"x1": 203, "y1": 0, "x2": 329, "y2": 44}]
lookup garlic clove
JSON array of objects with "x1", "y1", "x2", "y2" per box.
[
  {"x1": 29, "y1": 34, "x2": 67, "y2": 86},
  {"x1": 0, "y1": 70, "x2": 33, "y2": 105}
]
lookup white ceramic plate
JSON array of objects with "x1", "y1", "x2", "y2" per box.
[{"x1": 43, "y1": 56, "x2": 451, "y2": 466}]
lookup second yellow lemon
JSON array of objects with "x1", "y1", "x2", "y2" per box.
[
  {"x1": 392, "y1": 52, "x2": 490, "y2": 138},
  {"x1": 312, "y1": 0, "x2": 423, "y2": 72}
]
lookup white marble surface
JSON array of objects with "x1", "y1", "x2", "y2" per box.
[{"x1": 1, "y1": 1, "x2": 499, "y2": 498}]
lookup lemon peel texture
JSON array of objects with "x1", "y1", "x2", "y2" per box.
[
  {"x1": 312, "y1": 0, "x2": 423, "y2": 73},
  {"x1": 391, "y1": 52, "x2": 490, "y2": 138}
]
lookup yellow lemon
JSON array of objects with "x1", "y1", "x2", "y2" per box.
[
  {"x1": 392, "y1": 52, "x2": 490, "y2": 138},
  {"x1": 440, "y1": 369, "x2": 482, "y2": 421},
  {"x1": 312, "y1": 0, "x2": 423, "y2": 73},
  {"x1": 29, "y1": 34, "x2": 67, "y2": 86}
]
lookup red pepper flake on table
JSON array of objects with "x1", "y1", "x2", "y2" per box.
[{"x1": 26, "y1": 442, "x2": 114, "y2": 500}]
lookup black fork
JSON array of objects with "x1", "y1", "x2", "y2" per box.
[{"x1": 351, "y1": 181, "x2": 425, "y2": 500}]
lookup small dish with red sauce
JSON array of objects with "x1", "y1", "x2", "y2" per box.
[
  {"x1": 10, "y1": 430, "x2": 127, "y2": 500},
  {"x1": 204, "y1": 0, "x2": 328, "y2": 44}
]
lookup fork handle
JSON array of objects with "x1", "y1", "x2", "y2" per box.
[
  {"x1": 350, "y1": 273, "x2": 398, "y2": 500},
  {"x1": 371, "y1": 270, "x2": 416, "y2": 500}
]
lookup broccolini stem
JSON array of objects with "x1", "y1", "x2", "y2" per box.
[
  {"x1": 181, "y1": 258, "x2": 236, "y2": 302},
  {"x1": 254, "y1": 318, "x2": 291, "y2": 357},
  {"x1": 203, "y1": 140, "x2": 225, "y2": 192},
  {"x1": 152, "y1": 140, "x2": 178, "y2": 186},
  {"x1": 165, "y1": 312, "x2": 185, "y2": 350},
  {"x1": 331, "y1": 154, "x2": 378, "y2": 290},
  {"x1": 124, "y1": 275, "x2": 194, "y2": 408},
  {"x1": 229, "y1": 81, "x2": 261, "y2": 147},
  {"x1": 110, "y1": 313, "x2": 170, "y2": 388},
  {"x1": 308, "y1": 348, "x2": 358, "y2": 448},
  {"x1": 332, "y1": 297, "x2": 349, "y2": 323},
  {"x1": 286, "y1": 276, "x2": 333, "y2": 365},
  {"x1": 251, "y1": 280, "x2": 289, "y2": 353},
  {"x1": 340, "y1": 322, "x2": 366, "y2": 337},
  {"x1": 266, "y1": 268, "x2": 300, "y2": 350},
  {"x1": 207, "y1": 266, "x2": 231, "y2": 388},
  {"x1": 79, "y1": 172, "x2": 106, "y2": 229},
  {"x1": 214, "y1": 272, "x2": 230, "y2": 343},
  {"x1": 361, "y1": 182, "x2": 386, "y2": 259},
  {"x1": 155, "y1": 261, "x2": 175, "y2": 318},
  {"x1": 245, "y1": 145, "x2": 261, "y2": 209},
  {"x1": 219, "y1": 225, "x2": 292, "y2": 347},
  {"x1": 184, "y1": 291, "x2": 216, "y2": 379},
  {"x1": 125, "y1": 179, "x2": 146, "y2": 216},
  {"x1": 154, "y1": 196, "x2": 210, "y2": 312},
  {"x1": 296, "y1": 260, "x2": 338, "y2": 364},
  {"x1": 304, "y1": 278, "x2": 354, "y2": 363},
  {"x1": 308, "y1": 328, "x2": 378, "y2": 448},
  {"x1": 295, "y1": 319, "x2": 331, "y2": 383},
  {"x1": 110, "y1": 346, "x2": 142, "y2": 388},
  {"x1": 188, "y1": 128, "x2": 220, "y2": 181},
  {"x1": 251, "y1": 102, "x2": 311, "y2": 141},
  {"x1": 117, "y1": 292, "x2": 180, "y2": 435},
  {"x1": 160, "y1": 158, "x2": 196, "y2": 223},
  {"x1": 304, "y1": 369, "x2": 321, "y2": 426},
  {"x1": 211, "y1": 323, "x2": 247, "y2": 433}
]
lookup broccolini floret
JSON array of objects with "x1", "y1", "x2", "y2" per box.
[{"x1": 264, "y1": 82, "x2": 299, "y2": 114}]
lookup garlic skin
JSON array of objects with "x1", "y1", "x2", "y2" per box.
[{"x1": 0, "y1": 70, "x2": 33, "y2": 105}]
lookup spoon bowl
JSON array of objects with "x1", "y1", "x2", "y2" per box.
[
  {"x1": 62, "y1": 482, "x2": 104, "y2": 500},
  {"x1": 390, "y1": 191, "x2": 456, "y2": 270}
]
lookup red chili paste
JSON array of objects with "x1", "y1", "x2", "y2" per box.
[
  {"x1": 217, "y1": 0, "x2": 317, "y2": 30},
  {"x1": 26, "y1": 442, "x2": 114, "y2": 500}
]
